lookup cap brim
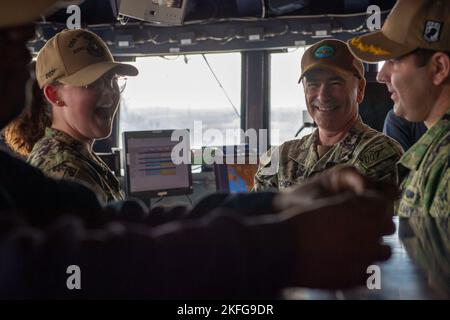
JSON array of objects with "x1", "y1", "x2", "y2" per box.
[
  {"x1": 58, "y1": 61, "x2": 139, "y2": 87},
  {"x1": 347, "y1": 31, "x2": 417, "y2": 63},
  {"x1": 298, "y1": 64, "x2": 355, "y2": 83},
  {"x1": 0, "y1": 0, "x2": 59, "y2": 28}
]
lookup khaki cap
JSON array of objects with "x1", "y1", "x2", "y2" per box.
[
  {"x1": 36, "y1": 29, "x2": 138, "y2": 89},
  {"x1": 299, "y1": 39, "x2": 365, "y2": 83},
  {"x1": 0, "y1": 0, "x2": 60, "y2": 28},
  {"x1": 348, "y1": 0, "x2": 450, "y2": 63}
]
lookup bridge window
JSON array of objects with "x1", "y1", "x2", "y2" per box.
[
  {"x1": 119, "y1": 53, "x2": 241, "y2": 150},
  {"x1": 270, "y1": 47, "x2": 313, "y2": 146}
]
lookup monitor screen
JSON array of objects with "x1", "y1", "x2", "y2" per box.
[
  {"x1": 123, "y1": 130, "x2": 193, "y2": 198},
  {"x1": 213, "y1": 147, "x2": 259, "y2": 193},
  {"x1": 225, "y1": 163, "x2": 259, "y2": 192}
]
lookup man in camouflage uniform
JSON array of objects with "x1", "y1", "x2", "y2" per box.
[
  {"x1": 254, "y1": 39, "x2": 403, "y2": 191},
  {"x1": 348, "y1": 0, "x2": 450, "y2": 295}
]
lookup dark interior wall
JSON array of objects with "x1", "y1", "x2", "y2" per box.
[{"x1": 359, "y1": 81, "x2": 392, "y2": 132}]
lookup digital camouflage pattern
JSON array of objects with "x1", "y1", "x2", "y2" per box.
[
  {"x1": 408, "y1": 214, "x2": 450, "y2": 297},
  {"x1": 253, "y1": 117, "x2": 403, "y2": 191},
  {"x1": 28, "y1": 127, "x2": 124, "y2": 203},
  {"x1": 397, "y1": 111, "x2": 450, "y2": 218},
  {"x1": 397, "y1": 111, "x2": 450, "y2": 296}
]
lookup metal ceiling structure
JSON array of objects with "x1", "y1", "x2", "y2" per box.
[{"x1": 29, "y1": 0, "x2": 396, "y2": 57}]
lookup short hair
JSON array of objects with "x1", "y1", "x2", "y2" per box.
[{"x1": 412, "y1": 48, "x2": 450, "y2": 67}]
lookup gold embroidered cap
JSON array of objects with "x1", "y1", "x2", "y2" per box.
[{"x1": 348, "y1": 0, "x2": 450, "y2": 63}]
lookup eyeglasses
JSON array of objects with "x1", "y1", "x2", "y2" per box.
[{"x1": 84, "y1": 75, "x2": 127, "y2": 94}]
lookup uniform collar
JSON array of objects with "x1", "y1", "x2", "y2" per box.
[
  {"x1": 288, "y1": 116, "x2": 366, "y2": 164},
  {"x1": 45, "y1": 127, "x2": 92, "y2": 158},
  {"x1": 399, "y1": 109, "x2": 450, "y2": 171},
  {"x1": 44, "y1": 127, "x2": 114, "y2": 177}
]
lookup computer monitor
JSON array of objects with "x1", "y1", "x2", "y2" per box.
[
  {"x1": 122, "y1": 129, "x2": 193, "y2": 199},
  {"x1": 213, "y1": 146, "x2": 259, "y2": 193},
  {"x1": 118, "y1": 0, "x2": 189, "y2": 25}
]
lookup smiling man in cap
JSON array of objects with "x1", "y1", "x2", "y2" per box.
[
  {"x1": 348, "y1": 0, "x2": 450, "y2": 218},
  {"x1": 253, "y1": 39, "x2": 403, "y2": 192},
  {"x1": 348, "y1": 0, "x2": 450, "y2": 295}
]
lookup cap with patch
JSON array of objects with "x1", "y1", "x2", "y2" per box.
[
  {"x1": 299, "y1": 39, "x2": 365, "y2": 83},
  {"x1": 348, "y1": 0, "x2": 450, "y2": 63},
  {"x1": 36, "y1": 29, "x2": 138, "y2": 89},
  {"x1": 0, "y1": 0, "x2": 60, "y2": 28}
]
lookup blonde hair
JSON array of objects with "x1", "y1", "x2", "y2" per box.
[{"x1": 3, "y1": 67, "x2": 51, "y2": 157}]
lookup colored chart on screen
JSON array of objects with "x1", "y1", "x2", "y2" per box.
[
  {"x1": 137, "y1": 147, "x2": 176, "y2": 177},
  {"x1": 127, "y1": 137, "x2": 190, "y2": 194}
]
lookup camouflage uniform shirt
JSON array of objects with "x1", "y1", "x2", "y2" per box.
[
  {"x1": 397, "y1": 110, "x2": 450, "y2": 218},
  {"x1": 397, "y1": 110, "x2": 450, "y2": 296},
  {"x1": 28, "y1": 127, "x2": 124, "y2": 203},
  {"x1": 253, "y1": 116, "x2": 404, "y2": 191}
]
